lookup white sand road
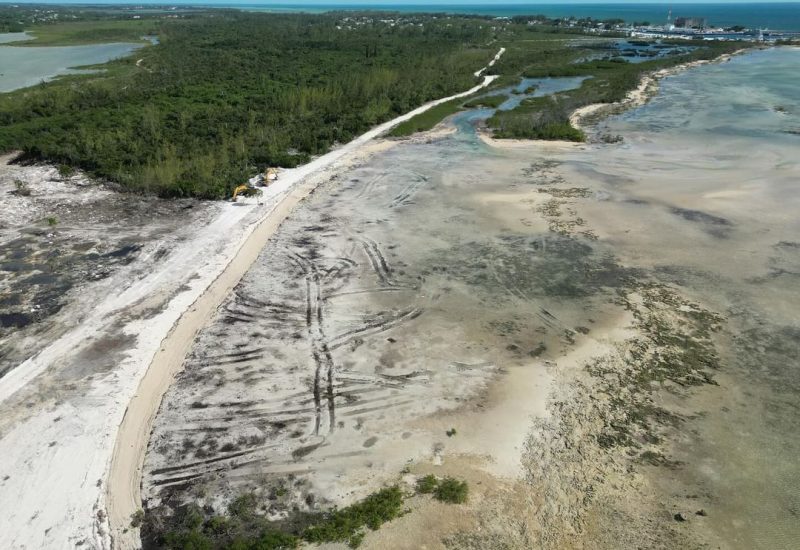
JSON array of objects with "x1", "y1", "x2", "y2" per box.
[{"x1": 0, "y1": 49, "x2": 503, "y2": 549}]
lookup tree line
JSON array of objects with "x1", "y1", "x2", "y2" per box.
[{"x1": 0, "y1": 12, "x2": 495, "y2": 198}]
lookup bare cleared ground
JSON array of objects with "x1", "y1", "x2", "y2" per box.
[
  {"x1": 0, "y1": 156, "x2": 248, "y2": 549},
  {"x1": 0, "y1": 155, "x2": 217, "y2": 387},
  {"x1": 0, "y1": 53, "x2": 509, "y2": 549},
  {"x1": 142, "y1": 141, "x2": 601, "y2": 514}
]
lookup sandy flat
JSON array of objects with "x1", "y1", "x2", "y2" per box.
[{"x1": 0, "y1": 49, "x2": 507, "y2": 550}]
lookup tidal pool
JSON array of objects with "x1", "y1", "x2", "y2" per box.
[{"x1": 0, "y1": 40, "x2": 143, "y2": 93}]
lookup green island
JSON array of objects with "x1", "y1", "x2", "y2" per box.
[{"x1": 0, "y1": 7, "x2": 751, "y2": 198}]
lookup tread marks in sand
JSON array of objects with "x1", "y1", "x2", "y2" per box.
[{"x1": 144, "y1": 234, "x2": 434, "y2": 501}]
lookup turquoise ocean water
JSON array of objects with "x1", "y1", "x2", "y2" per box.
[
  {"x1": 198, "y1": 3, "x2": 800, "y2": 31},
  {"x1": 10, "y1": 2, "x2": 800, "y2": 31}
]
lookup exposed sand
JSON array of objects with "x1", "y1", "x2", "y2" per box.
[
  {"x1": 0, "y1": 49, "x2": 506, "y2": 550},
  {"x1": 106, "y1": 51, "x2": 506, "y2": 548},
  {"x1": 137, "y1": 98, "x2": 655, "y2": 550},
  {"x1": 105, "y1": 183, "x2": 317, "y2": 546},
  {"x1": 107, "y1": 140, "x2": 395, "y2": 549},
  {"x1": 477, "y1": 130, "x2": 587, "y2": 151},
  {"x1": 132, "y1": 45, "x2": 800, "y2": 550}
]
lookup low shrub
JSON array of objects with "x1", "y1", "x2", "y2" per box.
[
  {"x1": 13, "y1": 179, "x2": 31, "y2": 196},
  {"x1": 302, "y1": 486, "x2": 404, "y2": 547},
  {"x1": 415, "y1": 474, "x2": 438, "y2": 494},
  {"x1": 434, "y1": 477, "x2": 469, "y2": 504}
]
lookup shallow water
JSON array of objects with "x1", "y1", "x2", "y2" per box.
[
  {"x1": 395, "y1": 45, "x2": 800, "y2": 547},
  {"x1": 0, "y1": 41, "x2": 142, "y2": 93},
  {"x1": 466, "y1": 76, "x2": 588, "y2": 114},
  {"x1": 142, "y1": 46, "x2": 799, "y2": 548},
  {"x1": 605, "y1": 47, "x2": 800, "y2": 141},
  {"x1": 141, "y1": 74, "x2": 624, "y2": 522},
  {"x1": 557, "y1": 46, "x2": 800, "y2": 548},
  {"x1": 578, "y1": 39, "x2": 698, "y2": 64},
  {"x1": 0, "y1": 32, "x2": 32, "y2": 45}
]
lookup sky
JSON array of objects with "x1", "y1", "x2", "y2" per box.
[
  {"x1": 216, "y1": 1, "x2": 797, "y2": 3},
  {"x1": 2, "y1": 0, "x2": 797, "y2": 6},
  {"x1": 2, "y1": 0, "x2": 797, "y2": 4}
]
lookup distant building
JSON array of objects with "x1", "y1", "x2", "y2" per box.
[{"x1": 675, "y1": 17, "x2": 707, "y2": 29}]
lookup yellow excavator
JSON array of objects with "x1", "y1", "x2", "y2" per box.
[
  {"x1": 231, "y1": 184, "x2": 261, "y2": 201},
  {"x1": 231, "y1": 167, "x2": 278, "y2": 201}
]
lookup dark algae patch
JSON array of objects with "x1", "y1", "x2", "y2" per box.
[
  {"x1": 593, "y1": 284, "x2": 724, "y2": 450},
  {"x1": 433, "y1": 234, "x2": 638, "y2": 299}
]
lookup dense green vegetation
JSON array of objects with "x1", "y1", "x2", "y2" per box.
[
  {"x1": 0, "y1": 6, "x2": 754, "y2": 197},
  {"x1": 142, "y1": 487, "x2": 404, "y2": 549},
  {"x1": 302, "y1": 486, "x2": 404, "y2": 547},
  {"x1": 487, "y1": 29, "x2": 750, "y2": 140},
  {"x1": 142, "y1": 476, "x2": 470, "y2": 549},
  {"x1": 389, "y1": 97, "x2": 466, "y2": 137},
  {"x1": 434, "y1": 477, "x2": 470, "y2": 504},
  {"x1": 21, "y1": 20, "x2": 159, "y2": 46},
  {"x1": 463, "y1": 93, "x2": 508, "y2": 109},
  {"x1": 414, "y1": 474, "x2": 469, "y2": 503},
  {"x1": 0, "y1": 10, "x2": 494, "y2": 198},
  {"x1": 415, "y1": 474, "x2": 439, "y2": 494},
  {"x1": 0, "y1": 4, "x2": 199, "y2": 36}
]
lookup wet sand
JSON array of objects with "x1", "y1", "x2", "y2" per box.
[
  {"x1": 0, "y1": 48, "x2": 507, "y2": 549},
  {"x1": 141, "y1": 129, "x2": 633, "y2": 543},
  {"x1": 141, "y1": 47, "x2": 799, "y2": 549}
]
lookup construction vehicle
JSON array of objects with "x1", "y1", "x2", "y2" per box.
[
  {"x1": 231, "y1": 184, "x2": 263, "y2": 202},
  {"x1": 252, "y1": 167, "x2": 278, "y2": 187},
  {"x1": 231, "y1": 167, "x2": 277, "y2": 201}
]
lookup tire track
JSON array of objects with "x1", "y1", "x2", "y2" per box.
[
  {"x1": 328, "y1": 307, "x2": 423, "y2": 350},
  {"x1": 288, "y1": 251, "x2": 338, "y2": 435},
  {"x1": 359, "y1": 237, "x2": 395, "y2": 286},
  {"x1": 351, "y1": 172, "x2": 387, "y2": 200},
  {"x1": 389, "y1": 173, "x2": 428, "y2": 208},
  {"x1": 324, "y1": 286, "x2": 415, "y2": 301}
]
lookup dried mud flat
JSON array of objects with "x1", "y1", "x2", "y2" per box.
[
  {"x1": 139, "y1": 125, "x2": 744, "y2": 549},
  {"x1": 0, "y1": 156, "x2": 216, "y2": 382},
  {"x1": 0, "y1": 155, "x2": 235, "y2": 549}
]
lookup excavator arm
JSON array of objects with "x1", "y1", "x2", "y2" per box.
[{"x1": 231, "y1": 184, "x2": 249, "y2": 201}]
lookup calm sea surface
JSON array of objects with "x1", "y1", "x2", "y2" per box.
[
  {"x1": 580, "y1": 48, "x2": 800, "y2": 547},
  {"x1": 10, "y1": 2, "x2": 800, "y2": 30},
  {"x1": 219, "y1": 3, "x2": 800, "y2": 31}
]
